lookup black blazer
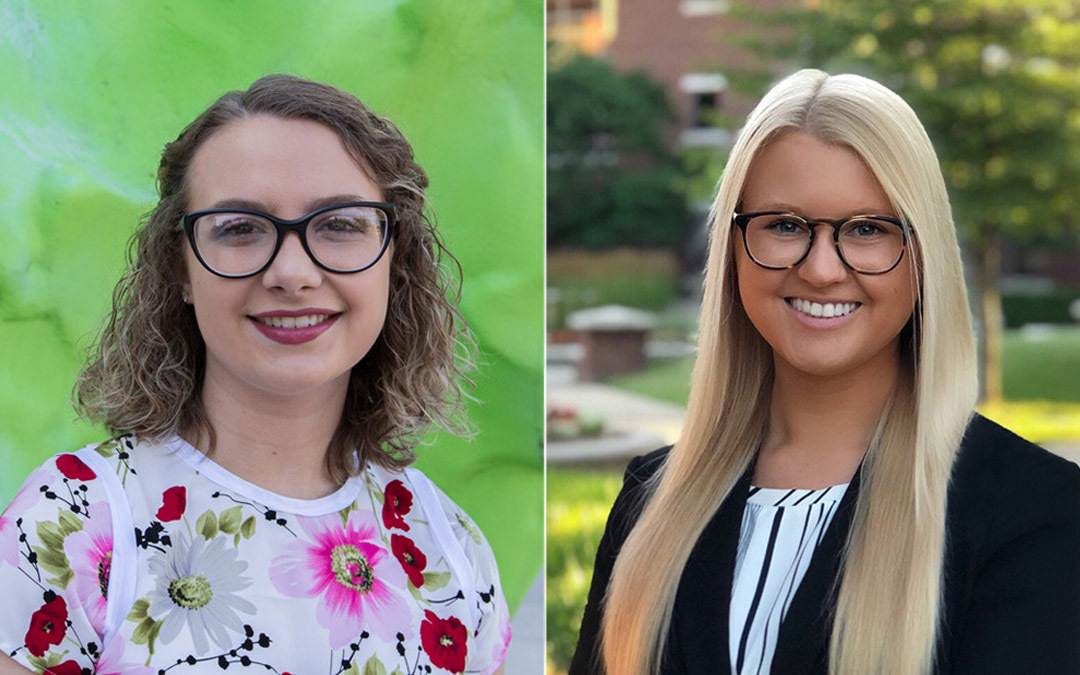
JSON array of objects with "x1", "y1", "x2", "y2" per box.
[{"x1": 570, "y1": 414, "x2": 1080, "y2": 675}]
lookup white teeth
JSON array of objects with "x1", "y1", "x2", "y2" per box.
[
  {"x1": 788, "y1": 298, "x2": 859, "y2": 318},
  {"x1": 254, "y1": 314, "x2": 330, "y2": 328}
]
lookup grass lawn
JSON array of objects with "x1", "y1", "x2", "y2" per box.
[
  {"x1": 609, "y1": 326, "x2": 1080, "y2": 405},
  {"x1": 546, "y1": 468, "x2": 624, "y2": 673},
  {"x1": 1002, "y1": 327, "x2": 1080, "y2": 401}
]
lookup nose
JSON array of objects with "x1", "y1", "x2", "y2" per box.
[
  {"x1": 797, "y1": 225, "x2": 848, "y2": 286},
  {"x1": 261, "y1": 232, "x2": 322, "y2": 293}
]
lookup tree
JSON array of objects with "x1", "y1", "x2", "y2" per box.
[
  {"x1": 548, "y1": 54, "x2": 692, "y2": 249},
  {"x1": 729, "y1": 0, "x2": 1080, "y2": 402}
]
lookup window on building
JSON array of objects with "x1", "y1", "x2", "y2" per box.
[
  {"x1": 679, "y1": 0, "x2": 730, "y2": 17},
  {"x1": 680, "y1": 73, "x2": 730, "y2": 147},
  {"x1": 691, "y1": 90, "x2": 721, "y2": 128}
]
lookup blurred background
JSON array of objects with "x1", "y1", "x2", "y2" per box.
[
  {"x1": 545, "y1": 0, "x2": 1080, "y2": 671},
  {"x1": 0, "y1": 1, "x2": 543, "y2": 671}
]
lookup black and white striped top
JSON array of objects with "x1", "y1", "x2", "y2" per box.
[{"x1": 729, "y1": 483, "x2": 849, "y2": 675}]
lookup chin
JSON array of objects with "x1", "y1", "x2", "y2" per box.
[
  {"x1": 248, "y1": 369, "x2": 352, "y2": 398},
  {"x1": 776, "y1": 351, "x2": 858, "y2": 379}
]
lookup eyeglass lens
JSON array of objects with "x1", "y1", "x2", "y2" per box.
[
  {"x1": 191, "y1": 205, "x2": 390, "y2": 276},
  {"x1": 743, "y1": 214, "x2": 904, "y2": 273}
]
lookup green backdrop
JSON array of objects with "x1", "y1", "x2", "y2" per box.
[{"x1": 0, "y1": 1, "x2": 543, "y2": 611}]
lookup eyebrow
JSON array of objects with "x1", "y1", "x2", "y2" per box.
[
  {"x1": 750, "y1": 201, "x2": 895, "y2": 217},
  {"x1": 207, "y1": 194, "x2": 379, "y2": 214}
]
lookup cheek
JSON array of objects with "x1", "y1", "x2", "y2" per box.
[
  {"x1": 887, "y1": 260, "x2": 919, "y2": 322},
  {"x1": 734, "y1": 249, "x2": 755, "y2": 306},
  {"x1": 734, "y1": 253, "x2": 775, "y2": 324},
  {"x1": 351, "y1": 266, "x2": 393, "y2": 329}
]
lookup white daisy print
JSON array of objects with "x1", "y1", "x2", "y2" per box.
[{"x1": 146, "y1": 531, "x2": 256, "y2": 653}]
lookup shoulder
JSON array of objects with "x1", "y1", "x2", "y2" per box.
[
  {"x1": 625, "y1": 446, "x2": 671, "y2": 485},
  {"x1": 0, "y1": 439, "x2": 135, "y2": 662},
  {"x1": 951, "y1": 413, "x2": 1080, "y2": 504},
  {"x1": 4, "y1": 438, "x2": 130, "y2": 517},
  {"x1": 605, "y1": 446, "x2": 671, "y2": 547},
  {"x1": 370, "y1": 464, "x2": 499, "y2": 570},
  {"x1": 388, "y1": 467, "x2": 512, "y2": 670},
  {"x1": 403, "y1": 467, "x2": 491, "y2": 549},
  {"x1": 949, "y1": 413, "x2": 1080, "y2": 554}
]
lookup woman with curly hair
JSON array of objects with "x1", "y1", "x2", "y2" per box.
[
  {"x1": 0, "y1": 75, "x2": 509, "y2": 674},
  {"x1": 571, "y1": 69, "x2": 1080, "y2": 675}
]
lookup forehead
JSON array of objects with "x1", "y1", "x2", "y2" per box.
[
  {"x1": 186, "y1": 115, "x2": 382, "y2": 215},
  {"x1": 741, "y1": 132, "x2": 893, "y2": 218}
]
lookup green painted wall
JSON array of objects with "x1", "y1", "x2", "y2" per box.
[{"x1": 0, "y1": 1, "x2": 543, "y2": 610}]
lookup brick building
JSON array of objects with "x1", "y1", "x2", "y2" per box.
[{"x1": 549, "y1": 0, "x2": 788, "y2": 150}]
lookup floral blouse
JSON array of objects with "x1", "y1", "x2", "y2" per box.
[{"x1": 0, "y1": 435, "x2": 510, "y2": 674}]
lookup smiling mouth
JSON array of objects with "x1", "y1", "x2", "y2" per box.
[
  {"x1": 251, "y1": 313, "x2": 338, "y2": 329},
  {"x1": 786, "y1": 298, "x2": 861, "y2": 318}
]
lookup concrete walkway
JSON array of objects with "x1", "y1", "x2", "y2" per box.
[
  {"x1": 547, "y1": 376, "x2": 1080, "y2": 469},
  {"x1": 1047, "y1": 441, "x2": 1080, "y2": 467},
  {"x1": 547, "y1": 380, "x2": 686, "y2": 467},
  {"x1": 504, "y1": 572, "x2": 543, "y2": 674}
]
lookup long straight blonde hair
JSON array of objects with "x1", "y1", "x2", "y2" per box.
[{"x1": 601, "y1": 69, "x2": 977, "y2": 675}]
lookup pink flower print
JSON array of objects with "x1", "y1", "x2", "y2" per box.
[
  {"x1": 270, "y1": 509, "x2": 413, "y2": 647},
  {"x1": 0, "y1": 466, "x2": 55, "y2": 567},
  {"x1": 63, "y1": 502, "x2": 113, "y2": 633},
  {"x1": 94, "y1": 631, "x2": 154, "y2": 675},
  {"x1": 486, "y1": 615, "x2": 513, "y2": 675}
]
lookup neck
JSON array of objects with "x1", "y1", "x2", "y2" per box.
[
  {"x1": 185, "y1": 364, "x2": 349, "y2": 499},
  {"x1": 757, "y1": 345, "x2": 902, "y2": 488}
]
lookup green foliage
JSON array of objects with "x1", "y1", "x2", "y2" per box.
[
  {"x1": 423, "y1": 571, "x2": 452, "y2": 591},
  {"x1": 240, "y1": 515, "x2": 257, "y2": 540},
  {"x1": 546, "y1": 468, "x2": 623, "y2": 672},
  {"x1": 27, "y1": 653, "x2": 66, "y2": 671},
  {"x1": 1002, "y1": 287, "x2": 1080, "y2": 327},
  {"x1": 127, "y1": 597, "x2": 164, "y2": 655},
  {"x1": 362, "y1": 654, "x2": 387, "y2": 675},
  {"x1": 548, "y1": 55, "x2": 692, "y2": 249},
  {"x1": 218, "y1": 506, "x2": 243, "y2": 536},
  {"x1": 33, "y1": 507, "x2": 83, "y2": 588},
  {"x1": 197, "y1": 510, "x2": 218, "y2": 541},
  {"x1": 729, "y1": 0, "x2": 1080, "y2": 244}
]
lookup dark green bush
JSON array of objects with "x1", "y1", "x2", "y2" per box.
[{"x1": 1001, "y1": 288, "x2": 1080, "y2": 327}]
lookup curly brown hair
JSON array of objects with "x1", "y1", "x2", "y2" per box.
[{"x1": 74, "y1": 74, "x2": 474, "y2": 481}]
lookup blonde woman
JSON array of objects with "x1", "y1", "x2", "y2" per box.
[
  {"x1": 570, "y1": 69, "x2": 1080, "y2": 675},
  {"x1": 0, "y1": 76, "x2": 508, "y2": 674}
]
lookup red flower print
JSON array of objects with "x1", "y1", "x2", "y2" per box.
[
  {"x1": 382, "y1": 480, "x2": 413, "y2": 531},
  {"x1": 56, "y1": 454, "x2": 96, "y2": 482},
  {"x1": 25, "y1": 596, "x2": 68, "y2": 657},
  {"x1": 391, "y1": 534, "x2": 427, "y2": 588},
  {"x1": 45, "y1": 660, "x2": 82, "y2": 675},
  {"x1": 156, "y1": 486, "x2": 186, "y2": 522},
  {"x1": 421, "y1": 610, "x2": 468, "y2": 673}
]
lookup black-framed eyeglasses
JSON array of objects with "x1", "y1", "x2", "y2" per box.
[
  {"x1": 732, "y1": 211, "x2": 910, "y2": 275},
  {"x1": 182, "y1": 201, "x2": 396, "y2": 278}
]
